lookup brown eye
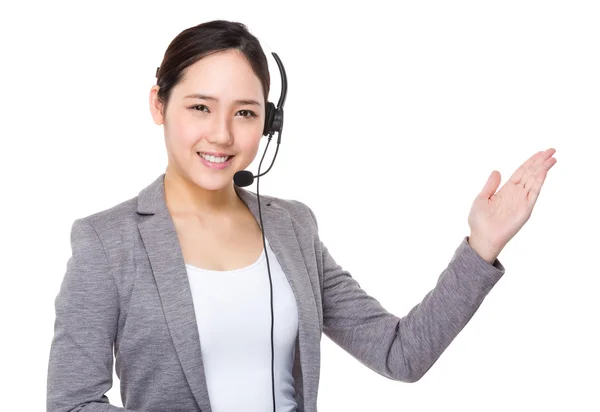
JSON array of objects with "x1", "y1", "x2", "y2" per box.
[
  {"x1": 237, "y1": 110, "x2": 257, "y2": 118},
  {"x1": 191, "y1": 105, "x2": 209, "y2": 112}
]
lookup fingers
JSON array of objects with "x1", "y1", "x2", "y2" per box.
[
  {"x1": 522, "y1": 148, "x2": 557, "y2": 189},
  {"x1": 526, "y1": 154, "x2": 557, "y2": 206},
  {"x1": 510, "y1": 151, "x2": 542, "y2": 185},
  {"x1": 510, "y1": 148, "x2": 556, "y2": 186}
]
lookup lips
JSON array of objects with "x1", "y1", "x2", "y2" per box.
[
  {"x1": 197, "y1": 152, "x2": 234, "y2": 162},
  {"x1": 196, "y1": 152, "x2": 234, "y2": 169},
  {"x1": 196, "y1": 151, "x2": 234, "y2": 157}
]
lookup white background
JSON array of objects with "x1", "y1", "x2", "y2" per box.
[{"x1": 1, "y1": 0, "x2": 598, "y2": 410}]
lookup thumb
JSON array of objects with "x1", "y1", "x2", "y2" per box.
[{"x1": 479, "y1": 170, "x2": 501, "y2": 199}]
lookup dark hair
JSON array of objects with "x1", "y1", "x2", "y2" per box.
[{"x1": 155, "y1": 20, "x2": 270, "y2": 115}]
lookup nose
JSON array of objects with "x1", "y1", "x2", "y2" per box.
[{"x1": 206, "y1": 113, "x2": 233, "y2": 146}]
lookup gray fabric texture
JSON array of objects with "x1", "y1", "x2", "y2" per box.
[{"x1": 47, "y1": 173, "x2": 506, "y2": 412}]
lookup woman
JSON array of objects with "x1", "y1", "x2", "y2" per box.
[{"x1": 46, "y1": 20, "x2": 557, "y2": 412}]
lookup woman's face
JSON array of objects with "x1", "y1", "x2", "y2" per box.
[{"x1": 150, "y1": 49, "x2": 265, "y2": 192}]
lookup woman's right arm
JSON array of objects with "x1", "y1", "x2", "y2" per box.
[{"x1": 47, "y1": 218, "x2": 137, "y2": 412}]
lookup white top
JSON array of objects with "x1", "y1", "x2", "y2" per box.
[{"x1": 185, "y1": 238, "x2": 299, "y2": 412}]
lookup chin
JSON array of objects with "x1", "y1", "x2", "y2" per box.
[{"x1": 190, "y1": 174, "x2": 234, "y2": 192}]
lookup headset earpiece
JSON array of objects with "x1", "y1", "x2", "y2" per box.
[
  {"x1": 262, "y1": 53, "x2": 287, "y2": 138},
  {"x1": 263, "y1": 101, "x2": 277, "y2": 136}
]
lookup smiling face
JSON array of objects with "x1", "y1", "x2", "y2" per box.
[{"x1": 150, "y1": 49, "x2": 265, "y2": 192}]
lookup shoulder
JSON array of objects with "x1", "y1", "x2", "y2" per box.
[
  {"x1": 69, "y1": 194, "x2": 140, "y2": 251},
  {"x1": 75, "y1": 194, "x2": 138, "y2": 227},
  {"x1": 255, "y1": 191, "x2": 320, "y2": 232}
]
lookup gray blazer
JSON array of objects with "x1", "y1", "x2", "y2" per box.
[{"x1": 47, "y1": 173, "x2": 506, "y2": 412}]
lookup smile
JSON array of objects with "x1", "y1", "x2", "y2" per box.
[
  {"x1": 197, "y1": 152, "x2": 232, "y2": 163},
  {"x1": 196, "y1": 152, "x2": 235, "y2": 169}
]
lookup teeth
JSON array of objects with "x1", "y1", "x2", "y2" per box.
[{"x1": 198, "y1": 153, "x2": 230, "y2": 163}]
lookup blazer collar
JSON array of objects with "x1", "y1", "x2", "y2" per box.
[
  {"x1": 136, "y1": 172, "x2": 279, "y2": 219},
  {"x1": 135, "y1": 173, "x2": 319, "y2": 412}
]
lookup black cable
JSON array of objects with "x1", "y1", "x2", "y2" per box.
[{"x1": 254, "y1": 132, "x2": 277, "y2": 412}]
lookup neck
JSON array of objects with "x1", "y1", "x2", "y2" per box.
[{"x1": 163, "y1": 167, "x2": 242, "y2": 216}]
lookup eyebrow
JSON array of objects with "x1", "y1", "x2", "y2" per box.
[{"x1": 184, "y1": 93, "x2": 261, "y2": 106}]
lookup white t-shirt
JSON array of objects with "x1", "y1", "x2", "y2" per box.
[{"x1": 185, "y1": 238, "x2": 299, "y2": 412}]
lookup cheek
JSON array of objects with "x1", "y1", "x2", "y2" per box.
[
  {"x1": 165, "y1": 113, "x2": 202, "y2": 148},
  {"x1": 238, "y1": 129, "x2": 262, "y2": 157}
]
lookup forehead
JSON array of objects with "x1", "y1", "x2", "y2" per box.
[{"x1": 172, "y1": 49, "x2": 264, "y2": 101}]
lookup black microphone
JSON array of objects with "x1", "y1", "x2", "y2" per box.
[{"x1": 233, "y1": 170, "x2": 255, "y2": 187}]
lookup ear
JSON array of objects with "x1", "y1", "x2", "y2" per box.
[{"x1": 149, "y1": 85, "x2": 165, "y2": 125}]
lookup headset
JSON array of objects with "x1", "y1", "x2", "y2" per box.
[
  {"x1": 233, "y1": 51, "x2": 287, "y2": 412},
  {"x1": 233, "y1": 52, "x2": 287, "y2": 184}
]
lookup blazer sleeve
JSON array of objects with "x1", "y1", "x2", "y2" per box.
[
  {"x1": 307, "y1": 206, "x2": 506, "y2": 383},
  {"x1": 47, "y1": 218, "x2": 137, "y2": 412}
]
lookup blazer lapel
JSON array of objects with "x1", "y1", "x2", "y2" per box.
[
  {"x1": 136, "y1": 173, "x2": 319, "y2": 411},
  {"x1": 137, "y1": 174, "x2": 213, "y2": 412}
]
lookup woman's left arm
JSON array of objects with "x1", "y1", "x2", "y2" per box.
[
  {"x1": 317, "y1": 235, "x2": 506, "y2": 383},
  {"x1": 315, "y1": 148, "x2": 557, "y2": 382}
]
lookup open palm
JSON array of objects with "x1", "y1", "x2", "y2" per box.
[{"x1": 468, "y1": 148, "x2": 557, "y2": 260}]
